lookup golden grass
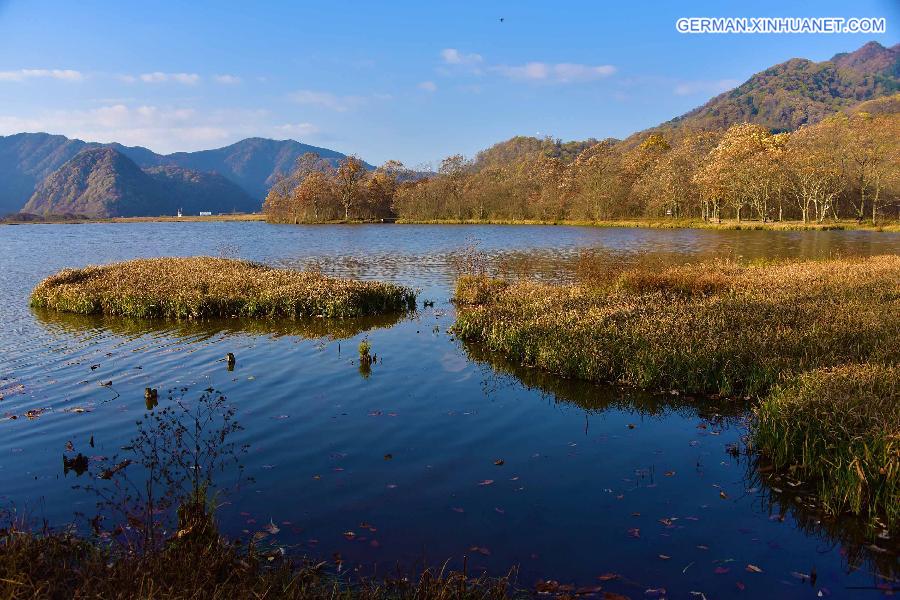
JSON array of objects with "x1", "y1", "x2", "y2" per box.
[
  {"x1": 452, "y1": 255, "x2": 900, "y2": 396},
  {"x1": 395, "y1": 218, "x2": 900, "y2": 232},
  {"x1": 30, "y1": 257, "x2": 416, "y2": 319},
  {"x1": 753, "y1": 364, "x2": 899, "y2": 525}
]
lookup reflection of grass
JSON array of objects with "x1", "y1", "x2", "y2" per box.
[
  {"x1": 461, "y1": 339, "x2": 748, "y2": 420},
  {"x1": 744, "y1": 450, "x2": 899, "y2": 579},
  {"x1": 31, "y1": 257, "x2": 416, "y2": 319},
  {"x1": 453, "y1": 256, "x2": 900, "y2": 396},
  {"x1": 32, "y1": 306, "x2": 407, "y2": 342},
  {"x1": 753, "y1": 365, "x2": 899, "y2": 527}
]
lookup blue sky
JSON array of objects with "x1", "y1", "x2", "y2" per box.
[{"x1": 0, "y1": 0, "x2": 896, "y2": 166}]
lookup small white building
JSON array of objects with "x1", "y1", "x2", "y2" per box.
[{"x1": 199, "y1": 211, "x2": 212, "y2": 216}]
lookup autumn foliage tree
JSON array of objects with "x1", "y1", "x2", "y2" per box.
[{"x1": 266, "y1": 98, "x2": 900, "y2": 225}]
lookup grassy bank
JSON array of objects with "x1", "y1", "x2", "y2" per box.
[
  {"x1": 397, "y1": 217, "x2": 900, "y2": 232},
  {"x1": 0, "y1": 525, "x2": 514, "y2": 600},
  {"x1": 452, "y1": 255, "x2": 900, "y2": 396},
  {"x1": 753, "y1": 365, "x2": 899, "y2": 525},
  {"x1": 31, "y1": 257, "x2": 416, "y2": 319}
]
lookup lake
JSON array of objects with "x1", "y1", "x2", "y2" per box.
[{"x1": 1, "y1": 222, "x2": 898, "y2": 598}]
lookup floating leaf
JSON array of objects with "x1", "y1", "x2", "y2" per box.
[
  {"x1": 478, "y1": 479, "x2": 494, "y2": 486},
  {"x1": 745, "y1": 564, "x2": 763, "y2": 573}
]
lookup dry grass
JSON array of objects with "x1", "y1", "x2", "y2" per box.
[
  {"x1": 452, "y1": 255, "x2": 900, "y2": 396},
  {"x1": 395, "y1": 218, "x2": 900, "y2": 232},
  {"x1": 31, "y1": 257, "x2": 416, "y2": 319},
  {"x1": 0, "y1": 527, "x2": 515, "y2": 600},
  {"x1": 753, "y1": 364, "x2": 899, "y2": 525}
]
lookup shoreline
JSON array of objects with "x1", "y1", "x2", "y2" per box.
[{"x1": 4, "y1": 213, "x2": 899, "y2": 231}]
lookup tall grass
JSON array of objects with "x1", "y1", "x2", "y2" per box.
[
  {"x1": 753, "y1": 364, "x2": 899, "y2": 525},
  {"x1": 30, "y1": 257, "x2": 416, "y2": 319},
  {"x1": 452, "y1": 255, "x2": 900, "y2": 396},
  {"x1": 0, "y1": 523, "x2": 516, "y2": 600}
]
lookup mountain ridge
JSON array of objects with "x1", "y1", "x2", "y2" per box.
[{"x1": 22, "y1": 147, "x2": 257, "y2": 218}]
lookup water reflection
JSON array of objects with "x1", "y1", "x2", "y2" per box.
[
  {"x1": 70, "y1": 387, "x2": 249, "y2": 552},
  {"x1": 744, "y1": 457, "x2": 900, "y2": 581},
  {"x1": 32, "y1": 306, "x2": 411, "y2": 343},
  {"x1": 462, "y1": 340, "x2": 750, "y2": 420}
]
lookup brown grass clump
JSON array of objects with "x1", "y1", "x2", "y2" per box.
[
  {"x1": 30, "y1": 257, "x2": 416, "y2": 319},
  {"x1": 452, "y1": 255, "x2": 900, "y2": 396},
  {"x1": 753, "y1": 364, "x2": 899, "y2": 525}
]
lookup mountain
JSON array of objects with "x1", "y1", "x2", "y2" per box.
[
  {"x1": 149, "y1": 138, "x2": 356, "y2": 199},
  {"x1": 22, "y1": 147, "x2": 256, "y2": 218},
  {"x1": 0, "y1": 134, "x2": 363, "y2": 215},
  {"x1": 638, "y1": 41, "x2": 898, "y2": 139}
]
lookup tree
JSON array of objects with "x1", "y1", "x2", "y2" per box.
[
  {"x1": 784, "y1": 122, "x2": 842, "y2": 223},
  {"x1": 840, "y1": 112, "x2": 897, "y2": 224},
  {"x1": 334, "y1": 156, "x2": 367, "y2": 220}
]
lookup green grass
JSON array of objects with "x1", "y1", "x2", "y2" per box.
[
  {"x1": 30, "y1": 257, "x2": 417, "y2": 319},
  {"x1": 452, "y1": 256, "x2": 900, "y2": 396},
  {"x1": 753, "y1": 364, "x2": 899, "y2": 525}
]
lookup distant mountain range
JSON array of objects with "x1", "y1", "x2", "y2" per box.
[
  {"x1": 2, "y1": 41, "x2": 896, "y2": 218},
  {"x1": 0, "y1": 134, "x2": 364, "y2": 217}
]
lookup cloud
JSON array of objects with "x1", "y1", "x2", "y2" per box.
[
  {"x1": 673, "y1": 78, "x2": 740, "y2": 96},
  {"x1": 437, "y1": 49, "x2": 615, "y2": 84},
  {"x1": 288, "y1": 89, "x2": 369, "y2": 112},
  {"x1": 0, "y1": 69, "x2": 83, "y2": 82},
  {"x1": 271, "y1": 122, "x2": 319, "y2": 138},
  {"x1": 213, "y1": 74, "x2": 241, "y2": 85},
  {"x1": 133, "y1": 72, "x2": 201, "y2": 84},
  {"x1": 494, "y1": 62, "x2": 616, "y2": 83},
  {"x1": 441, "y1": 48, "x2": 484, "y2": 66},
  {"x1": 0, "y1": 104, "x2": 319, "y2": 154},
  {"x1": 417, "y1": 81, "x2": 437, "y2": 92}
]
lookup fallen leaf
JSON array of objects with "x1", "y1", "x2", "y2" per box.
[
  {"x1": 745, "y1": 564, "x2": 763, "y2": 573},
  {"x1": 478, "y1": 479, "x2": 494, "y2": 486}
]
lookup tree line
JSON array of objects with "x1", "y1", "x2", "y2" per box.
[{"x1": 264, "y1": 109, "x2": 899, "y2": 225}]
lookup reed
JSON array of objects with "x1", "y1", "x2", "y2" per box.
[
  {"x1": 31, "y1": 257, "x2": 416, "y2": 319},
  {"x1": 753, "y1": 364, "x2": 899, "y2": 525},
  {"x1": 452, "y1": 255, "x2": 900, "y2": 396}
]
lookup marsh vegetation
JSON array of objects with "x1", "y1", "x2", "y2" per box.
[{"x1": 30, "y1": 257, "x2": 417, "y2": 319}]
